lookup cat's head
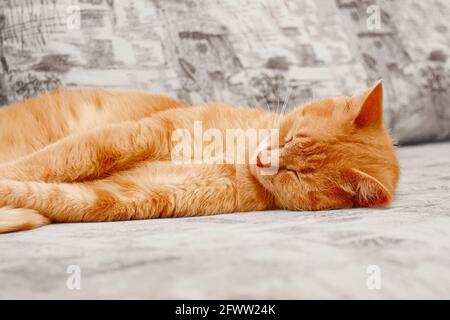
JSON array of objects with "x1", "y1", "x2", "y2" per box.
[{"x1": 252, "y1": 81, "x2": 400, "y2": 210}]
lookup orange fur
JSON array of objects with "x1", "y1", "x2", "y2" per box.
[{"x1": 0, "y1": 82, "x2": 399, "y2": 233}]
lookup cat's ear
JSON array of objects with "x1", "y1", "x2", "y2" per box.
[
  {"x1": 349, "y1": 80, "x2": 383, "y2": 128},
  {"x1": 340, "y1": 168, "x2": 392, "y2": 207}
]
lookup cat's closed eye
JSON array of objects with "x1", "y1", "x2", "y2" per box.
[
  {"x1": 284, "y1": 135, "x2": 293, "y2": 144},
  {"x1": 284, "y1": 133, "x2": 308, "y2": 145}
]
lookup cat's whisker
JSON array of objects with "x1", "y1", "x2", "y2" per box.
[
  {"x1": 276, "y1": 94, "x2": 280, "y2": 115},
  {"x1": 280, "y1": 87, "x2": 292, "y2": 115},
  {"x1": 271, "y1": 87, "x2": 292, "y2": 130}
]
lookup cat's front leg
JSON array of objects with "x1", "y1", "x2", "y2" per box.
[{"x1": 0, "y1": 117, "x2": 172, "y2": 183}]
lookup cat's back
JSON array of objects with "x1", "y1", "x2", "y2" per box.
[
  {"x1": 0, "y1": 88, "x2": 188, "y2": 162},
  {"x1": 1, "y1": 87, "x2": 187, "y2": 121},
  {"x1": 1, "y1": 88, "x2": 188, "y2": 134},
  {"x1": 44, "y1": 87, "x2": 188, "y2": 123}
]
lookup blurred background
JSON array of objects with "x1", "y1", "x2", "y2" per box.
[{"x1": 0, "y1": 0, "x2": 449, "y2": 143}]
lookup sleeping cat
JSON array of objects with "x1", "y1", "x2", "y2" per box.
[{"x1": 0, "y1": 81, "x2": 399, "y2": 233}]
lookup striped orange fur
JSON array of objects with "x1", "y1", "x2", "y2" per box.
[{"x1": 0, "y1": 82, "x2": 399, "y2": 233}]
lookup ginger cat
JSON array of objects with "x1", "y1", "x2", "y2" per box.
[{"x1": 0, "y1": 81, "x2": 399, "y2": 233}]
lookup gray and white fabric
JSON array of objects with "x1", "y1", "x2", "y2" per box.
[{"x1": 0, "y1": 0, "x2": 449, "y2": 144}]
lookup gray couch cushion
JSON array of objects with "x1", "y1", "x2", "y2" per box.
[{"x1": 0, "y1": 0, "x2": 449, "y2": 144}]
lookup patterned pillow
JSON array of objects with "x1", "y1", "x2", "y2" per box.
[{"x1": 0, "y1": 0, "x2": 449, "y2": 144}]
